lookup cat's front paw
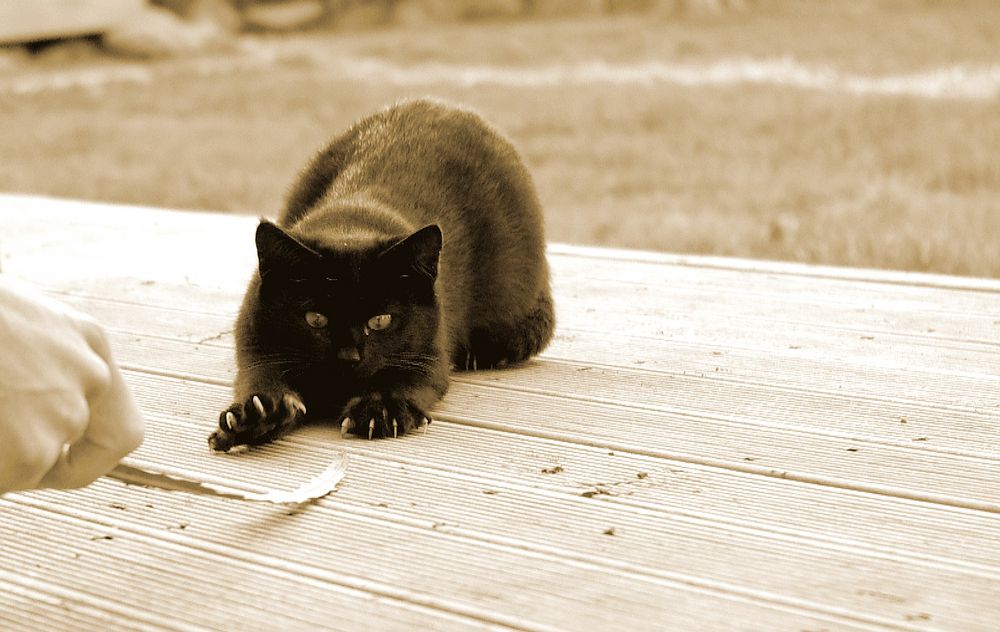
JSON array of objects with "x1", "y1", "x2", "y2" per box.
[
  {"x1": 209, "y1": 391, "x2": 307, "y2": 452},
  {"x1": 339, "y1": 393, "x2": 429, "y2": 440}
]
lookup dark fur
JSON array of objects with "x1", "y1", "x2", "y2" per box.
[{"x1": 209, "y1": 99, "x2": 554, "y2": 449}]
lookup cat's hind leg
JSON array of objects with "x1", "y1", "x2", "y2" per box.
[{"x1": 460, "y1": 292, "x2": 555, "y2": 371}]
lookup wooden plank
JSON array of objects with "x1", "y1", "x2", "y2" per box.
[
  {"x1": 551, "y1": 252, "x2": 1000, "y2": 320},
  {"x1": 547, "y1": 244, "x2": 1000, "y2": 294},
  {"x1": 0, "y1": 194, "x2": 259, "y2": 289}
]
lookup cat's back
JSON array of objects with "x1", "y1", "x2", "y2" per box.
[
  {"x1": 319, "y1": 99, "x2": 546, "y2": 273},
  {"x1": 353, "y1": 98, "x2": 505, "y2": 158},
  {"x1": 340, "y1": 98, "x2": 533, "y2": 201},
  {"x1": 286, "y1": 98, "x2": 540, "y2": 230},
  {"x1": 351, "y1": 99, "x2": 549, "y2": 328}
]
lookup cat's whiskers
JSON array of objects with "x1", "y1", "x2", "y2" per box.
[
  {"x1": 241, "y1": 357, "x2": 305, "y2": 370},
  {"x1": 381, "y1": 357, "x2": 436, "y2": 377},
  {"x1": 241, "y1": 356, "x2": 312, "y2": 379}
]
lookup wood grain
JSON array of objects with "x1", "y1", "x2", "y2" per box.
[{"x1": 1, "y1": 195, "x2": 998, "y2": 631}]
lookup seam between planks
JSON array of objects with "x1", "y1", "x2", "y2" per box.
[
  {"x1": 558, "y1": 276, "x2": 994, "y2": 320},
  {"x1": 452, "y1": 375, "x2": 1000, "y2": 462},
  {"x1": 551, "y1": 324, "x2": 1000, "y2": 375},
  {"x1": 0, "y1": 572, "x2": 198, "y2": 632},
  {"x1": 41, "y1": 287, "x2": 239, "y2": 318},
  {"x1": 546, "y1": 245, "x2": 1000, "y2": 295},
  {"x1": 0, "y1": 580, "x2": 176, "y2": 632},
  {"x1": 532, "y1": 355, "x2": 1000, "y2": 415},
  {"x1": 560, "y1": 315, "x2": 1000, "y2": 351}
]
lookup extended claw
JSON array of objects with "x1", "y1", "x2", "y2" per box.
[
  {"x1": 392, "y1": 418, "x2": 398, "y2": 438},
  {"x1": 341, "y1": 417, "x2": 353, "y2": 438},
  {"x1": 368, "y1": 418, "x2": 375, "y2": 440},
  {"x1": 420, "y1": 417, "x2": 430, "y2": 435},
  {"x1": 225, "y1": 411, "x2": 237, "y2": 430},
  {"x1": 284, "y1": 393, "x2": 307, "y2": 416},
  {"x1": 252, "y1": 395, "x2": 265, "y2": 416}
]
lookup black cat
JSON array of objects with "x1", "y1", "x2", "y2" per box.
[{"x1": 209, "y1": 99, "x2": 554, "y2": 451}]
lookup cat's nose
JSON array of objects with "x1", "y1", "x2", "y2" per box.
[{"x1": 337, "y1": 346, "x2": 361, "y2": 362}]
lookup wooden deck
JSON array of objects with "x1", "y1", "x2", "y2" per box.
[{"x1": 1, "y1": 194, "x2": 998, "y2": 631}]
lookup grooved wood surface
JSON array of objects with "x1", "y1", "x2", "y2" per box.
[{"x1": 1, "y1": 195, "x2": 998, "y2": 631}]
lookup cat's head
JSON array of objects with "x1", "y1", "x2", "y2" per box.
[{"x1": 252, "y1": 220, "x2": 442, "y2": 378}]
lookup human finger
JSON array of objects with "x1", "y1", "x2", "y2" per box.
[
  {"x1": 0, "y1": 389, "x2": 90, "y2": 493},
  {"x1": 37, "y1": 342, "x2": 144, "y2": 489}
]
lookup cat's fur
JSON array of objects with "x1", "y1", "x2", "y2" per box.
[{"x1": 209, "y1": 99, "x2": 554, "y2": 450}]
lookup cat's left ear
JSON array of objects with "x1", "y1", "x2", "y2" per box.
[{"x1": 380, "y1": 224, "x2": 442, "y2": 281}]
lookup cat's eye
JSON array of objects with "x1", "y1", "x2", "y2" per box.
[
  {"x1": 305, "y1": 311, "x2": 328, "y2": 328},
  {"x1": 366, "y1": 314, "x2": 392, "y2": 332}
]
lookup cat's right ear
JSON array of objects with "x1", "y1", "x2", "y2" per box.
[{"x1": 255, "y1": 221, "x2": 320, "y2": 279}]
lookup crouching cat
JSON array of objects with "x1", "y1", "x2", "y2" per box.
[{"x1": 209, "y1": 99, "x2": 554, "y2": 450}]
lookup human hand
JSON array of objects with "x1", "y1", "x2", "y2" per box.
[{"x1": 0, "y1": 280, "x2": 144, "y2": 494}]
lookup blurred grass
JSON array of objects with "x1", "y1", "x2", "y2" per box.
[
  {"x1": 350, "y1": 2, "x2": 1000, "y2": 73},
  {"x1": 1, "y1": 3, "x2": 998, "y2": 277}
]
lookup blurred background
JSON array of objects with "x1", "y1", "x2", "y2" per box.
[{"x1": 1, "y1": 0, "x2": 997, "y2": 277}]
